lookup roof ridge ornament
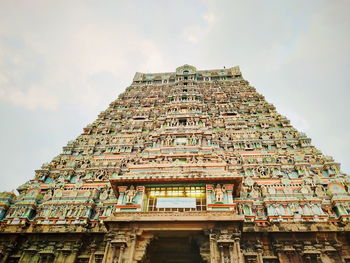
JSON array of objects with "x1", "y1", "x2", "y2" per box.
[{"x1": 176, "y1": 64, "x2": 197, "y2": 75}]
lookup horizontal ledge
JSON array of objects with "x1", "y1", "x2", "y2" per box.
[
  {"x1": 106, "y1": 211, "x2": 244, "y2": 222},
  {"x1": 110, "y1": 176, "x2": 242, "y2": 184}
]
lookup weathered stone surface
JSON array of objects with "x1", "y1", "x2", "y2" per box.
[{"x1": 1, "y1": 65, "x2": 350, "y2": 262}]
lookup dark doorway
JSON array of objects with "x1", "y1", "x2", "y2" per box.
[{"x1": 144, "y1": 233, "x2": 205, "y2": 263}]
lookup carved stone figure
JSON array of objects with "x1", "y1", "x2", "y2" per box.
[
  {"x1": 261, "y1": 185, "x2": 268, "y2": 197},
  {"x1": 250, "y1": 186, "x2": 260, "y2": 199},
  {"x1": 125, "y1": 185, "x2": 137, "y2": 204},
  {"x1": 100, "y1": 188, "x2": 109, "y2": 200},
  {"x1": 240, "y1": 185, "x2": 249, "y2": 198},
  {"x1": 0, "y1": 65, "x2": 349, "y2": 262},
  {"x1": 315, "y1": 185, "x2": 326, "y2": 197},
  {"x1": 214, "y1": 184, "x2": 225, "y2": 203},
  {"x1": 43, "y1": 189, "x2": 53, "y2": 201}
]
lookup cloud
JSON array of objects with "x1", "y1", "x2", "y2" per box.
[
  {"x1": 182, "y1": 25, "x2": 204, "y2": 44},
  {"x1": 182, "y1": 11, "x2": 216, "y2": 44},
  {"x1": 0, "y1": 3, "x2": 168, "y2": 113},
  {"x1": 202, "y1": 13, "x2": 215, "y2": 25}
]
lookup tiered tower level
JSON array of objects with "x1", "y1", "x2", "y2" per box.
[{"x1": 1, "y1": 65, "x2": 350, "y2": 263}]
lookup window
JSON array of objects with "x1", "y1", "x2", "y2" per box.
[
  {"x1": 183, "y1": 70, "x2": 189, "y2": 74},
  {"x1": 179, "y1": 119, "x2": 187, "y2": 125},
  {"x1": 147, "y1": 186, "x2": 206, "y2": 212}
]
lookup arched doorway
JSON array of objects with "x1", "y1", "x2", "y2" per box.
[{"x1": 142, "y1": 231, "x2": 207, "y2": 263}]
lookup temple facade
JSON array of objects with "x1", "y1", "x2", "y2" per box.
[{"x1": 1, "y1": 64, "x2": 350, "y2": 263}]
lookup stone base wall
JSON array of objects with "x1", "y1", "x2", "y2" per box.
[{"x1": 0, "y1": 230, "x2": 349, "y2": 263}]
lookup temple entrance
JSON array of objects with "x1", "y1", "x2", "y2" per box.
[{"x1": 143, "y1": 231, "x2": 207, "y2": 263}]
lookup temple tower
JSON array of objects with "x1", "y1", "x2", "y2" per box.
[{"x1": 1, "y1": 65, "x2": 350, "y2": 263}]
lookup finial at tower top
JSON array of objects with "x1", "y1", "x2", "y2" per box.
[{"x1": 175, "y1": 64, "x2": 197, "y2": 75}]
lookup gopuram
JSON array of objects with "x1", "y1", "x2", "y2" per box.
[{"x1": 1, "y1": 65, "x2": 350, "y2": 263}]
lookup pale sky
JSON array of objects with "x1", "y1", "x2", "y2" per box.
[{"x1": 1, "y1": 0, "x2": 349, "y2": 191}]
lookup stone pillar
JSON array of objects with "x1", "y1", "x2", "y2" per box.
[
  {"x1": 1, "y1": 242, "x2": 16, "y2": 263},
  {"x1": 102, "y1": 233, "x2": 115, "y2": 263},
  {"x1": 125, "y1": 234, "x2": 136, "y2": 263},
  {"x1": 102, "y1": 232, "x2": 128, "y2": 263},
  {"x1": 30, "y1": 253, "x2": 40, "y2": 263},
  {"x1": 23, "y1": 251, "x2": 39, "y2": 263},
  {"x1": 61, "y1": 250, "x2": 70, "y2": 263},
  {"x1": 209, "y1": 233, "x2": 220, "y2": 263},
  {"x1": 273, "y1": 243, "x2": 300, "y2": 263},
  {"x1": 320, "y1": 250, "x2": 345, "y2": 263},
  {"x1": 110, "y1": 242, "x2": 127, "y2": 263},
  {"x1": 280, "y1": 251, "x2": 303, "y2": 263},
  {"x1": 233, "y1": 235, "x2": 244, "y2": 263},
  {"x1": 65, "y1": 243, "x2": 80, "y2": 263},
  {"x1": 88, "y1": 248, "x2": 96, "y2": 263},
  {"x1": 255, "y1": 244, "x2": 263, "y2": 263},
  {"x1": 335, "y1": 242, "x2": 346, "y2": 263},
  {"x1": 58, "y1": 250, "x2": 71, "y2": 263},
  {"x1": 210, "y1": 230, "x2": 242, "y2": 263}
]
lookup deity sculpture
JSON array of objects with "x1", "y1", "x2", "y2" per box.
[
  {"x1": 261, "y1": 185, "x2": 268, "y2": 197},
  {"x1": 250, "y1": 186, "x2": 260, "y2": 199},
  {"x1": 240, "y1": 185, "x2": 249, "y2": 198},
  {"x1": 100, "y1": 188, "x2": 109, "y2": 200},
  {"x1": 125, "y1": 185, "x2": 137, "y2": 204},
  {"x1": 315, "y1": 185, "x2": 326, "y2": 197},
  {"x1": 214, "y1": 184, "x2": 225, "y2": 203},
  {"x1": 43, "y1": 189, "x2": 53, "y2": 201}
]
